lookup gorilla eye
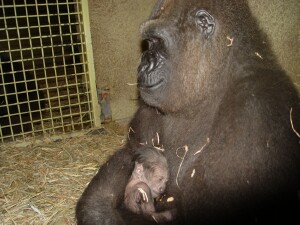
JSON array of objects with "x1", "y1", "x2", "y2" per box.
[{"x1": 195, "y1": 9, "x2": 216, "y2": 39}]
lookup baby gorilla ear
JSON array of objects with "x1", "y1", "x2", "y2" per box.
[
  {"x1": 195, "y1": 9, "x2": 215, "y2": 39},
  {"x1": 135, "y1": 162, "x2": 144, "y2": 179},
  {"x1": 135, "y1": 162, "x2": 144, "y2": 173}
]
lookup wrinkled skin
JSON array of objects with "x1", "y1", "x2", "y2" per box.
[
  {"x1": 124, "y1": 155, "x2": 175, "y2": 224},
  {"x1": 76, "y1": 0, "x2": 300, "y2": 224},
  {"x1": 124, "y1": 182, "x2": 175, "y2": 224}
]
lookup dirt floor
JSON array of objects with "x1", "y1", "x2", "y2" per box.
[{"x1": 0, "y1": 122, "x2": 127, "y2": 225}]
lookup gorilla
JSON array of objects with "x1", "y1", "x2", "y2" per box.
[
  {"x1": 76, "y1": 0, "x2": 300, "y2": 224},
  {"x1": 124, "y1": 146, "x2": 175, "y2": 223}
]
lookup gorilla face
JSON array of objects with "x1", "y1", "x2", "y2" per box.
[
  {"x1": 137, "y1": 3, "x2": 221, "y2": 113},
  {"x1": 137, "y1": 20, "x2": 174, "y2": 110}
]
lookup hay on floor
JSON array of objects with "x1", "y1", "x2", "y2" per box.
[{"x1": 0, "y1": 125, "x2": 126, "y2": 224}]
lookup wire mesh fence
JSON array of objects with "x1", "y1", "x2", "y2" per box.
[{"x1": 0, "y1": 0, "x2": 99, "y2": 142}]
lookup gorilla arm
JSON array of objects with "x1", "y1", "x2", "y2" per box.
[
  {"x1": 76, "y1": 105, "x2": 163, "y2": 225},
  {"x1": 76, "y1": 149, "x2": 133, "y2": 225}
]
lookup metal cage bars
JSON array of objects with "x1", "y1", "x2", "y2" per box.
[{"x1": 0, "y1": 0, "x2": 99, "y2": 142}]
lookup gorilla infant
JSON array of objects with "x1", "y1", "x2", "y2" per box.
[
  {"x1": 76, "y1": 0, "x2": 300, "y2": 224},
  {"x1": 124, "y1": 146, "x2": 176, "y2": 223}
]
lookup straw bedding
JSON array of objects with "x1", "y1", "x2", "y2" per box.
[
  {"x1": 0, "y1": 124, "x2": 126, "y2": 225},
  {"x1": 2, "y1": 121, "x2": 298, "y2": 225}
]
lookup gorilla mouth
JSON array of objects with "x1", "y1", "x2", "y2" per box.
[
  {"x1": 137, "y1": 48, "x2": 166, "y2": 90},
  {"x1": 138, "y1": 76, "x2": 164, "y2": 90}
]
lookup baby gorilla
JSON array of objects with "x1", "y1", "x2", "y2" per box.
[{"x1": 124, "y1": 146, "x2": 176, "y2": 223}]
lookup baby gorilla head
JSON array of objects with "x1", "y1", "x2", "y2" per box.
[
  {"x1": 124, "y1": 146, "x2": 175, "y2": 223},
  {"x1": 133, "y1": 146, "x2": 169, "y2": 198}
]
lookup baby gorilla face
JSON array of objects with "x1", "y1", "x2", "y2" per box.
[{"x1": 145, "y1": 165, "x2": 169, "y2": 198}]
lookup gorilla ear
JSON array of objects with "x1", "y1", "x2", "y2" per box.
[{"x1": 195, "y1": 10, "x2": 215, "y2": 39}]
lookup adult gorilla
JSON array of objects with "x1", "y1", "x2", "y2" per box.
[{"x1": 76, "y1": 0, "x2": 300, "y2": 224}]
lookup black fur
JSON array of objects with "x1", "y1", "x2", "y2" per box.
[{"x1": 76, "y1": 0, "x2": 300, "y2": 224}]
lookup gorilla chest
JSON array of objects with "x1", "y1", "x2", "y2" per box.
[
  {"x1": 161, "y1": 115, "x2": 211, "y2": 149},
  {"x1": 160, "y1": 115, "x2": 212, "y2": 179}
]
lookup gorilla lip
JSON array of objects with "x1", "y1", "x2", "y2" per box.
[
  {"x1": 137, "y1": 60, "x2": 165, "y2": 90},
  {"x1": 138, "y1": 78, "x2": 164, "y2": 90}
]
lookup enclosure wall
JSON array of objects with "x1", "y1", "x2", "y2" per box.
[
  {"x1": 88, "y1": 0, "x2": 299, "y2": 123},
  {"x1": 0, "y1": 0, "x2": 99, "y2": 142}
]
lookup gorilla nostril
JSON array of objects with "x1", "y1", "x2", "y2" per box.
[
  {"x1": 145, "y1": 37, "x2": 162, "y2": 50},
  {"x1": 144, "y1": 38, "x2": 156, "y2": 50}
]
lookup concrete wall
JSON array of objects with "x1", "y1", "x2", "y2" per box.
[
  {"x1": 248, "y1": 0, "x2": 300, "y2": 89},
  {"x1": 88, "y1": 0, "x2": 299, "y2": 122},
  {"x1": 87, "y1": 0, "x2": 155, "y2": 123}
]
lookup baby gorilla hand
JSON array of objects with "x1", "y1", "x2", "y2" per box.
[{"x1": 138, "y1": 187, "x2": 150, "y2": 202}]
